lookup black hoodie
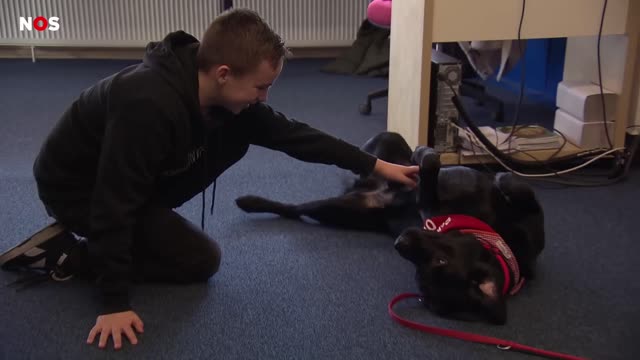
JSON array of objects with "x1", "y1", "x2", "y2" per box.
[{"x1": 33, "y1": 31, "x2": 377, "y2": 314}]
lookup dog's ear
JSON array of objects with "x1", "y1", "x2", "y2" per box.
[
  {"x1": 394, "y1": 228, "x2": 438, "y2": 264},
  {"x1": 394, "y1": 230, "x2": 423, "y2": 263}
]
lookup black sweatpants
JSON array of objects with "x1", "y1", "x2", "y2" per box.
[{"x1": 44, "y1": 203, "x2": 221, "y2": 283}]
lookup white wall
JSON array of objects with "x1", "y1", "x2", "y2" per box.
[
  {"x1": 0, "y1": 0, "x2": 367, "y2": 48},
  {"x1": 563, "y1": 35, "x2": 640, "y2": 134}
]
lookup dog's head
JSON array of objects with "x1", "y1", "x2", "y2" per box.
[{"x1": 394, "y1": 227, "x2": 508, "y2": 324}]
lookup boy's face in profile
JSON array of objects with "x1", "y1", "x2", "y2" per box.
[{"x1": 217, "y1": 58, "x2": 283, "y2": 114}]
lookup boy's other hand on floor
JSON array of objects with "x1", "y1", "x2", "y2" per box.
[{"x1": 87, "y1": 310, "x2": 144, "y2": 350}]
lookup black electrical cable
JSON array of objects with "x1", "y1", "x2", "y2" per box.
[
  {"x1": 443, "y1": 0, "x2": 624, "y2": 176},
  {"x1": 450, "y1": 87, "x2": 611, "y2": 171},
  {"x1": 445, "y1": 75, "x2": 638, "y2": 186},
  {"x1": 597, "y1": 0, "x2": 613, "y2": 149},
  {"x1": 523, "y1": 133, "x2": 638, "y2": 187},
  {"x1": 503, "y1": 0, "x2": 527, "y2": 149}
]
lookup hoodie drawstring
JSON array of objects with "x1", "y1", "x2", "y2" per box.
[
  {"x1": 200, "y1": 180, "x2": 217, "y2": 231},
  {"x1": 200, "y1": 128, "x2": 219, "y2": 232},
  {"x1": 210, "y1": 180, "x2": 217, "y2": 215},
  {"x1": 201, "y1": 189, "x2": 206, "y2": 230},
  {"x1": 200, "y1": 126, "x2": 208, "y2": 231}
]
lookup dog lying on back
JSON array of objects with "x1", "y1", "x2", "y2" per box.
[{"x1": 236, "y1": 132, "x2": 545, "y2": 324}]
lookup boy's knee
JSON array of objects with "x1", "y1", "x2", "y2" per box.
[{"x1": 193, "y1": 241, "x2": 221, "y2": 280}]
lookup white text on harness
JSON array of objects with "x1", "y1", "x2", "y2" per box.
[{"x1": 425, "y1": 217, "x2": 451, "y2": 232}]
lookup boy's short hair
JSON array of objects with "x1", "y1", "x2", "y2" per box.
[{"x1": 197, "y1": 9, "x2": 290, "y2": 76}]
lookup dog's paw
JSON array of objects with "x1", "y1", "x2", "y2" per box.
[
  {"x1": 235, "y1": 195, "x2": 269, "y2": 213},
  {"x1": 419, "y1": 153, "x2": 441, "y2": 174},
  {"x1": 411, "y1": 146, "x2": 439, "y2": 166}
]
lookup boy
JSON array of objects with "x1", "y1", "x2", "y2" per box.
[{"x1": 0, "y1": 9, "x2": 418, "y2": 350}]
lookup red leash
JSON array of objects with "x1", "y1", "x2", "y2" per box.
[{"x1": 388, "y1": 293, "x2": 588, "y2": 360}]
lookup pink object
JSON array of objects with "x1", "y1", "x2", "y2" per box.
[{"x1": 367, "y1": 0, "x2": 392, "y2": 29}]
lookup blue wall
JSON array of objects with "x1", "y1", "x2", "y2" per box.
[{"x1": 499, "y1": 38, "x2": 567, "y2": 104}]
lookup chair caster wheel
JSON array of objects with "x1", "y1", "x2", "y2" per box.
[{"x1": 359, "y1": 103, "x2": 372, "y2": 115}]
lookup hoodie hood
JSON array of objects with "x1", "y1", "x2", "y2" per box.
[
  {"x1": 143, "y1": 30, "x2": 232, "y2": 132},
  {"x1": 143, "y1": 31, "x2": 203, "y2": 126}
]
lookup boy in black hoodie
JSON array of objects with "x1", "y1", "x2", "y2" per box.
[{"x1": 0, "y1": 9, "x2": 419, "y2": 350}]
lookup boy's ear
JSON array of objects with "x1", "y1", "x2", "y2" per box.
[{"x1": 214, "y1": 65, "x2": 231, "y2": 83}]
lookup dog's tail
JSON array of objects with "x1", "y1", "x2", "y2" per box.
[{"x1": 235, "y1": 195, "x2": 300, "y2": 219}]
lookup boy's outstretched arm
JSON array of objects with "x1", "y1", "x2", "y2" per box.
[{"x1": 243, "y1": 103, "x2": 419, "y2": 188}]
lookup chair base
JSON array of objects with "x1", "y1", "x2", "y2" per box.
[{"x1": 359, "y1": 88, "x2": 388, "y2": 115}]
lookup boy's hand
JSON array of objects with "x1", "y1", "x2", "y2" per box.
[
  {"x1": 373, "y1": 159, "x2": 419, "y2": 188},
  {"x1": 87, "y1": 310, "x2": 144, "y2": 350}
]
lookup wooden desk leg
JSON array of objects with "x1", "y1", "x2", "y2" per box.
[
  {"x1": 387, "y1": 0, "x2": 434, "y2": 150},
  {"x1": 614, "y1": 0, "x2": 640, "y2": 148}
]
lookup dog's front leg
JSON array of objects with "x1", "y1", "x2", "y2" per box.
[{"x1": 411, "y1": 146, "x2": 441, "y2": 212}]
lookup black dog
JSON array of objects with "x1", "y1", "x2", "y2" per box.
[{"x1": 236, "y1": 132, "x2": 545, "y2": 324}]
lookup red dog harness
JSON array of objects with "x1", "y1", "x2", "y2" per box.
[
  {"x1": 424, "y1": 215, "x2": 524, "y2": 296},
  {"x1": 387, "y1": 215, "x2": 585, "y2": 359}
]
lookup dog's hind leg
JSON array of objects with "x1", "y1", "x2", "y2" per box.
[
  {"x1": 235, "y1": 196, "x2": 300, "y2": 219},
  {"x1": 235, "y1": 192, "x2": 388, "y2": 231}
]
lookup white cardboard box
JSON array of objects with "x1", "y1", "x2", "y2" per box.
[
  {"x1": 556, "y1": 81, "x2": 617, "y2": 123},
  {"x1": 554, "y1": 109, "x2": 614, "y2": 149}
]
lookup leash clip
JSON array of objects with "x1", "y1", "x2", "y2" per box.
[{"x1": 497, "y1": 344, "x2": 512, "y2": 350}]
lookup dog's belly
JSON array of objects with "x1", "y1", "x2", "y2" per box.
[{"x1": 360, "y1": 188, "x2": 394, "y2": 208}]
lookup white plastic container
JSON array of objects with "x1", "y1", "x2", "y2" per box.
[
  {"x1": 556, "y1": 81, "x2": 617, "y2": 123},
  {"x1": 554, "y1": 109, "x2": 614, "y2": 149}
]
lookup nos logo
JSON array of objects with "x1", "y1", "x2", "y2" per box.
[{"x1": 19, "y1": 16, "x2": 60, "y2": 32}]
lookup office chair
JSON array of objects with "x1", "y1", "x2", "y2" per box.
[
  {"x1": 358, "y1": 0, "x2": 391, "y2": 116},
  {"x1": 358, "y1": 0, "x2": 505, "y2": 123}
]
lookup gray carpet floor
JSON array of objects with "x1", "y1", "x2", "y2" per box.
[{"x1": 0, "y1": 58, "x2": 638, "y2": 360}]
